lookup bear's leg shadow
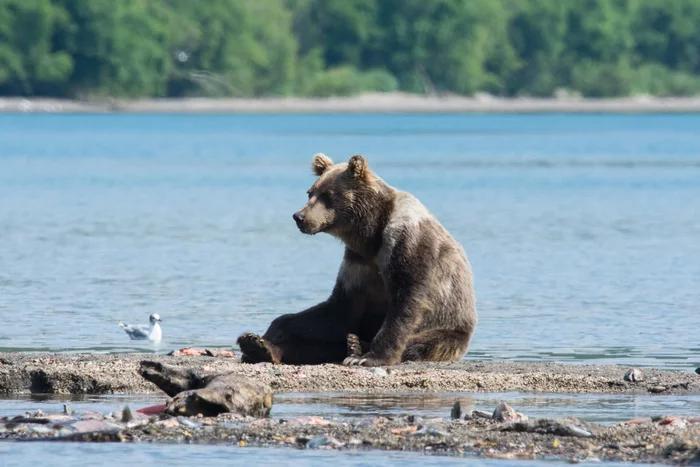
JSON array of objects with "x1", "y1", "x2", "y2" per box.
[{"x1": 400, "y1": 329, "x2": 473, "y2": 363}]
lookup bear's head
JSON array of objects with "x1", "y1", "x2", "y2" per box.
[{"x1": 292, "y1": 153, "x2": 378, "y2": 236}]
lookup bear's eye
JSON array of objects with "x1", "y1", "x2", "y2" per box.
[{"x1": 319, "y1": 192, "x2": 333, "y2": 204}]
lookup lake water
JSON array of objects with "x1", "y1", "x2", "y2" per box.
[
  {"x1": 0, "y1": 113, "x2": 699, "y2": 370},
  {"x1": 1, "y1": 390, "x2": 696, "y2": 466},
  {"x1": 1, "y1": 112, "x2": 700, "y2": 465}
]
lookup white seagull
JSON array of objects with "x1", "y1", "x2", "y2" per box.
[{"x1": 118, "y1": 313, "x2": 163, "y2": 342}]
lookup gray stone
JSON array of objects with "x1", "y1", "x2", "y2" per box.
[{"x1": 624, "y1": 368, "x2": 644, "y2": 382}]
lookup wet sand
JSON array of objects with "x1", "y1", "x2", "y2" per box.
[
  {"x1": 1, "y1": 353, "x2": 698, "y2": 396},
  {"x1": 3, "y1": 94, "x2": 700, "y2": 114}
]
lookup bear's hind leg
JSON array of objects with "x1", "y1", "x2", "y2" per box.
[
  {"x1": 401, "y1": 329, "x2": 472, "y2": 363},
  {"x1": 237, "y1": 333, "x2": 282, "y2": 364}
]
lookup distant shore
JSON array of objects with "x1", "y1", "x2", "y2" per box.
[{"x1": 3, "y1": 93, "x2": 700, "y2": 114}]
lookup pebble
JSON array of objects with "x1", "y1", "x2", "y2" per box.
[
  {"x1": 368, "y1": 368, "x2": 388, "y2": 377},
  {"x1": 649, "y1": 385, "x2": 668, "y2": 393},
  {"x1": 623, "y1": 368, "x2": 644, "y2": 382},
  {"x1": 695, "y1": 368, "x2": 700, "y2": 375},
  {"x1": 306, "y1": 434, "x2": 344, "y2": 449},
  {"x1": 155, "y1": 417, "x2": 181, "y2": 429},
  {"x1": 465, "y1": 410, "x2": 493, "y2": 420},
  {"x1": 413, "y1": 425, "x2": 449, "y2": 437}
]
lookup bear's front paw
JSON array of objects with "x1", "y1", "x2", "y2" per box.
[{"x1": 342, "y1": 355, "x2": 388, "y2": 367}]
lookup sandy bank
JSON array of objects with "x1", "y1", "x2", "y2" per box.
[
  {"x1": 3, "y1": 94, "x2": 700, "y2": 114},
  {"x1": 1, "y1": 353, "x2": 697, "y2": 396}
]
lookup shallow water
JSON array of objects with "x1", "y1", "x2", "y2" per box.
[
  {"x1": 0, "y1": 442, "x2": 651, "y2": 467},
  {"x1": 0, "y1": 113, "x2": 699, "y2": 371},
  {"x1": 3, "y1": 391, "x2": 700, "y2": 425},
  {"x1": 1, "y1": 391, "x2": 693, "y2": 466}
]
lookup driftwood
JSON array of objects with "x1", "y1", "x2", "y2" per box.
[{"x1": 139, "y1": 361, "x2": 273, "y2": 418}]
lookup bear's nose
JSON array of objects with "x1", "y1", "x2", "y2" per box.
[{"x1": 293, "y1": 212, "x2": 305, "y2": 224}]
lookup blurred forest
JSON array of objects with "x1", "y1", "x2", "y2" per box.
[{"x1": 1, "y1": 0, "x2": 700, "y2": 99}]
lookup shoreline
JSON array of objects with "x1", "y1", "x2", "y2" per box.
[
  {"x1": 1, "y1": 353, "x2": 698, "y2": 396},
  {"x1": 2, "y1": 353, "x2": 700, "y2": 463},
  {"x1": 3, "y1": 94, "x2": 700, "y2": 114}
]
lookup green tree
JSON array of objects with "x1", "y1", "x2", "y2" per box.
[
  {"x1": 633, "y1": 0, "x2": 700, "y2": 73},
  {"x1": 506, "y1": 0, "x2": 569, "y2": 96},
  {"x1": 373, "y1": 0, "x2": 518, "y2": 95},
  {"x1": 0, "y1": 0, "x2": 73, "y2": 95},
  {"x1": 53, "y1": 0, "x2": 171, "y2": 97},
  {"x1": 166, "y1": 0, "x2": 298, "y2": 97}
]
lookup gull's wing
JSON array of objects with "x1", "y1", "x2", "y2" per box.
[{"x1": 119, "y1": 322, "x2": 149, "y2": 340}]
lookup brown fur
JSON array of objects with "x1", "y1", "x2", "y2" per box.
[{"x1": 237, "y1": 153, "x2": 477, "y2": 367}]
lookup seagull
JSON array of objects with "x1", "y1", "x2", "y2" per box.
[{"x1": 118, "y1": 313, "x2": 163, "y2": 342}]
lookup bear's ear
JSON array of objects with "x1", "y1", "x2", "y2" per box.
[
  {"x1": 312, "y1": 153, "x2": 334, "y2": 176},
  {"x1": 348, "y1": 154, "x2": 369, "y2": 182}
]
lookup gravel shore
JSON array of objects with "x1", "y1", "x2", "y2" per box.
[
  {"x1": 1, "y1": 353, "x2": 698, "y2": 396},
  {"x1": 3, "y1": 94, "x2": 700, "y2": 114}
]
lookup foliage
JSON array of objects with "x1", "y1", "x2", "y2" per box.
[{"x1": 0, "y1": 0, "x2": 699, "y2": 98}]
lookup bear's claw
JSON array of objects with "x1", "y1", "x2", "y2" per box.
[
  {"x1": 346, "y1": 333, "x2": 363, "y2": 359},
  {"x1": 343, "y1": 357, "x2": 367, "y2": 366}
]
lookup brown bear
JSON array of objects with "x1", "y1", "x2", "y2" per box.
[{"x1": 237, "y1": 153, "x2": 477, "y2": 367}]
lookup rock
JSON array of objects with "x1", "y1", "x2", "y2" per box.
[
  {"x1": 368, "y1": 368, "x2": 388, "y2": 377},
  {"x1": 63, "y1": 404, "x2": 73, "y2": 416},
  {"x1": 505, "y1": 418, "x2": 593, "y2": 438},
  {"x1": 306, "y1": 434, "x2": 344, "y2": 449},
  {"x1": 465, "y1": 410, "x2": 492, "y2": 420},
  {"x1": 413, "y1": 425, "x2": 449, "y2": 437},
  {"x1": 140, "y1": 360, "x2": 273, "y2": 418},
  {"x1": 493, "y1": 402, "x2": 519, "y2": 422},
  {"x1": 121, "y1": 406, "x2": 133, "y2": 423},
  {"x1": 624, "y1": 368, "x2": 644, "y2": 382},
  {"x1": 451, "y1": 401, "x2": 462, "y2": 419},
  {"x1": 695, "y1": 368, "x2": 700, "y2": 375},
  {"x1": 154, "y1": 417, "x2": 180, "y2": 429},
  {"x1": 649, "y1": 385, "x2": 668, "y2": 393}
]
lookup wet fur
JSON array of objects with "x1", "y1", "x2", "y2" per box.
[{"x1": 237, "y1": 154, "x2": 477, "y2": 366}]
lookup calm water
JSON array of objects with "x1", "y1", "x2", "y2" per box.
[
  {"x1": 3, "y1": 391, "x2": 700, "y2": 425},
  {"x1": 1, "y1": 391, "x2": 691, "y2": 466},
  {"x1": 0, "y1": 113, "x2": 699, "y2": 370},
  {"x1": 0, "y1": 443, "x2": 652, "y2": 467}
]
